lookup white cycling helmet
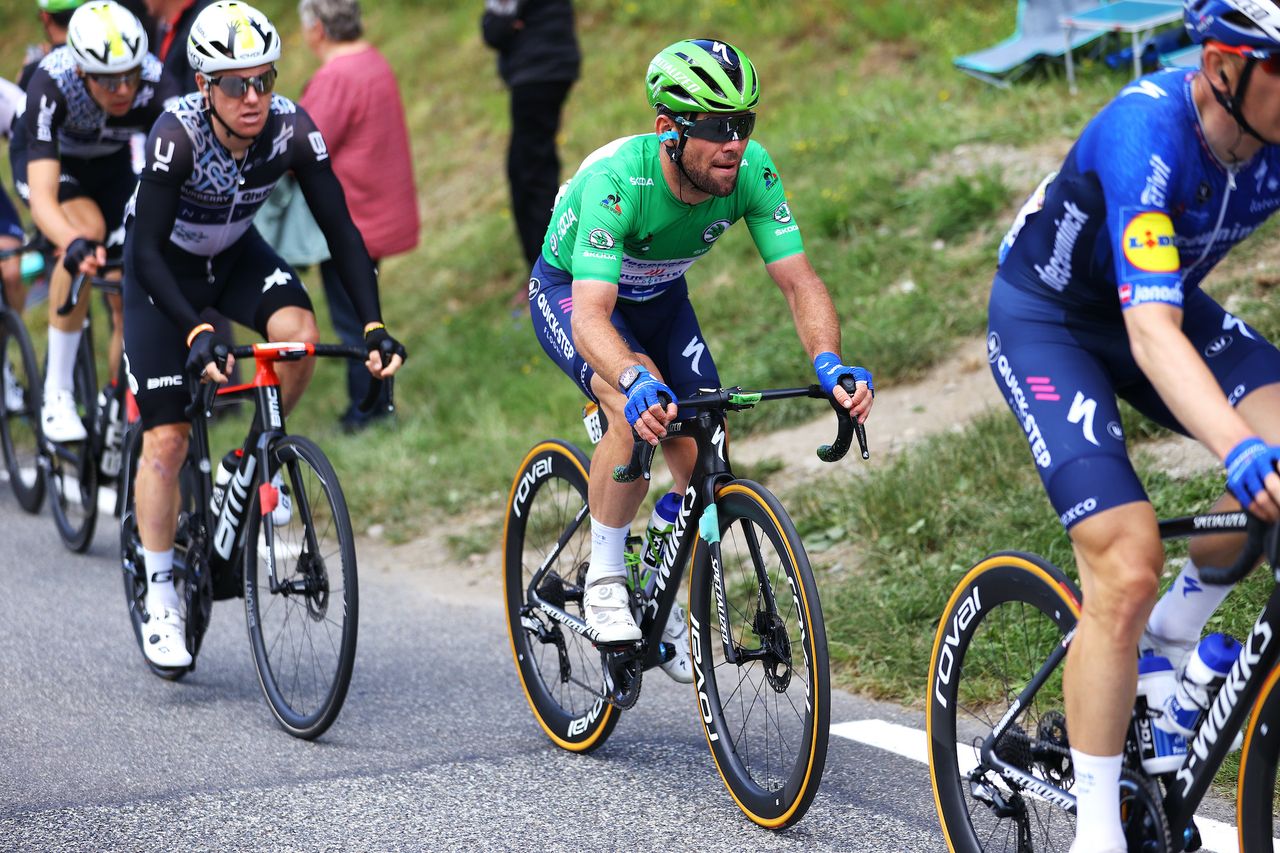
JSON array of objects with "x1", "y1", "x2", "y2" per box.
[
  {"x1": 66, "y1": 1, "x2": 148, "y2": 74},
  {"x1": 188, "y1": 1, "x2": 281, "y2": 75}
]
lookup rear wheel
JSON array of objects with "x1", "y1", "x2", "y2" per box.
[
  {"x1": 49, "y1": 342, "x2": 98, "y2": 552},
  {"x1": 243, "y1": 435, "x2": 357, "y2": 740},
  {"x1": 0, "y1": 310, "x2": 44, "y2": 512},
  {"x1": 503, "y1": 439, "x2": 619, "y2": 752},
  {"x1": 688, "y1": 479, "x2": 829, "y2": 829},
  {"x1": 1238, "y1": 664, "x2": 1280, "y2": 852}
]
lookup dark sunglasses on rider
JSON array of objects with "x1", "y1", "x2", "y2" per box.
[
  {"x1": 678, "y1": 111, "x2": 757, "y2": 142},
  {"x1": 1213, "y1": 41, "x2": 1280, "y2": 75},
  {"x1": 206, "y1": 68, "x2": 278, "y2": 99},
  {"x1": 87, "y1": 68, "x2": 142, "y2": 93}
]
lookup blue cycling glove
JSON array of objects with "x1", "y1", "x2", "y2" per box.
[
  {"x1": 623, "y1": 368, "x2": 674, "y2": 427},
  {"x1": 1224, "y1": 436, "x2": 1280, "y2": 511},
  {"x1": 813, "y1": 351, "x2": 874, "y2": 398}
]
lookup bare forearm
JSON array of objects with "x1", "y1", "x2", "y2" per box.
[
  {"x1": 26, "y1": 160, "x2": 77, "y2": 249},
  {"x1": 572, "y1": 308, "x2": 636, "y2": 390}
]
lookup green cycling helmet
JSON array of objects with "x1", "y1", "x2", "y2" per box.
[
  {"x1": 646, "y1": 38, "x2": 759, "y2": 114},
  {"x1": 39, "y1": 0, "x2": 84, "y2": 11}
]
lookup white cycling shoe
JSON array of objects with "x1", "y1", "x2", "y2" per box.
[
  {"x1": 143, "y1": 607, "x2": 192, "y2": 668},
  {"x1": 270, "y1": 470, "x2": 292, "y2": 526},
  {"x1": 660, "y1": 602, "x2": 694, "y2": 683},
  {"x1": 3, "y1": 361, "x2": 25, "y2": 413},
  {"x1": 41, "y1": 389, "x2": 86, "y2": 442},
  {"x1": 584, "y1": 579, "x2": 642, "y2": 643}
]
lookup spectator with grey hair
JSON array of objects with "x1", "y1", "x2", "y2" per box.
[
  {"x1": 482, "y1": 0, "x2": 580, "y2": 273},
  {"x1": 300, "y1": 0, "x2": 419, "y2": 431}
]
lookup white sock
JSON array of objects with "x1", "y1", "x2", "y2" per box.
[
  {"x1": 1147, "y1": 558, "x2": 1233, "y2": 645},
  {"x1": 44, "y1": 326, "x2": 82, "y2": 397},
  {"x1": 143, "y1": 548, "x2": 179, "y2": 614},
  {"x1": 585, "y1": 517, "x2": 629, "y2": 587},
  {"x1": 1069, "y1": 749, "x2": 1125, "y2": 853}
]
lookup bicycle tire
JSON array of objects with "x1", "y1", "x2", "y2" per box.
[
  {"x1": 687, "y1": 479, "x2": 829, "y2": 829},
  {"x1": 243, "y1": 435, "x2": 357, "y2": 740},
  {"x1": 928, "y1": 552, "x2": 1083, "y2": 852},
  {"x1": 0, "y1": 310, "x2": 45, "y2": 512},
  {"x1": 1238, "y1": 663, "x2": 1280, "y2": 851},
  {"x1": 119, "y1": 423, "x2": 193, "y2": 681},
  {"x1": 49, "y1": 341, "x2": 98, "y2": 552},
  {"x1": 503, "y1": 439, "x2": 620, "y2": 753}
]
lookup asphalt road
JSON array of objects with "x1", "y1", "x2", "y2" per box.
[{"x1": 0, "y1": 484, "x2": 955, "y2": 851}]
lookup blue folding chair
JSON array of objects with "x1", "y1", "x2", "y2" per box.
[{"x1": 955, "y1": 0, "x2": 1120, "y2": 87}]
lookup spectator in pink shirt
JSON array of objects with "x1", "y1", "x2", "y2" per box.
[{"x1": 300, "y1": 0, "x2": 419, "y2": 431}]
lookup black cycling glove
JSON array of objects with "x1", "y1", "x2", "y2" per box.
[
  {"x1": 365, "y1": 325, "x2": 407, "y2": 370},
  {"x1": 62, "y1": 237, "x2": 102, "y2": 276},
  {"x1": 185, "y1": 327, "x2": 231, "y2": 378}
]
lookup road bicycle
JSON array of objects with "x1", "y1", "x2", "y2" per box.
[
  {"x1": 119, "y1": 341, "x2": 390, "y2": 739},
  {"x1": 927, "y1": 509, "x2": 1280, "y2": 851},
  {"x1": 0, "y1": 240, "x2": 46, "y2": 512},
  {"x1": 504, "y1": 377, "x2": 868, "y2": 829},
  {"x1": 45, "y1": 264, "x2": 130, "y2": 551}
]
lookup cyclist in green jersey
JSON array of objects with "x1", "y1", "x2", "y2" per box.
[{"x1": 529, "y1": 38, "x2": 874, "y2": 679}]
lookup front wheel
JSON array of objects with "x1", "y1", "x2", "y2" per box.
[
  {"x1": 49, "y1": 342, "x2": 98, "y2": 552},
  {"x1": 503, "y1": 439, "x2": 619, "y2": 753},
  {"x1": 0, "y1": 310, "x2": 45, "y2": 512},
  {"x1": 1238, "y1": 664, "x2": 1280, "y2": 851},
  {"x1": 688, "y1": 479, "x2": 829, "y2": 829},
  {"x1": 243, "y1": 435, "x2": 357, "y2": 740}
]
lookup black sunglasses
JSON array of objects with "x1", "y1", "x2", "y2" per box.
[
  {"x1": 88, "y1": 68, "x2": 142, "y2": 93},
  {"x1": 679, "y1": 112, "x2": 756, "y2": 142},
  {"x1": 207, "y1": 68, "x2": 278, "y2": 99}
]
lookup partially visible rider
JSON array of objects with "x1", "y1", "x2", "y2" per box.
[
  {"x1": 989, "y1": 1, "x2": 1280, "y2": 850},
  {"x1": 18, "y1": 0, "x2": 83, "y2": 92},
  {"x1": 11, "y1": 1, "x2": 170, "y2": 443},
  {"x1": 0, "y1": 78, "x2": 28, "y2": 319},
  {"x1": 528, "y1": 38, "x2": 874, "y2": 682},
  {"x1": 124, "y1": 0, "x2": 405, "y2": 668}
]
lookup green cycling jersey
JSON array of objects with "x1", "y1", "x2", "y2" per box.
[{"x1": 540, "y1": 134, "x2": 804, "y2": 301}]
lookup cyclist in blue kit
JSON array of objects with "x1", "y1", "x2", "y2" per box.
[{"x1": 990, "y1": 1, "x2": 1280, "y2": 849}]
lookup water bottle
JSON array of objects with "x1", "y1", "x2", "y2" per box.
[
  {"x1": 1163, "y1": 633, "x2": 1242, "y2": 739},
  {"x1": 98, "y1": 388, "x2": 124, "y2": 479},
  {"x1": 210, "y1": 450, "x2": 239, "y2": 518},
  {"x1": 638, "y1": 492, "x2": 682, "y2": 596},
  {"x1": 1135, "y1": 653, "x2": 1187, "y2": 774}
]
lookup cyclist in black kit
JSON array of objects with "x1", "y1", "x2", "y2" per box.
[
  {"x1": 124, "y1": 0, "x2": 405, "y2": 668},
  {"x1": 12, "y1": 0, "x2": 170, "y2": 444}
]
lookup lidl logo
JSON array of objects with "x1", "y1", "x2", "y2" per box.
[{"x1": 1122, "y1": 212, "x2": 1179, "y2": 273}]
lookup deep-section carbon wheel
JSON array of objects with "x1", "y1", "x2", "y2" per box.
[
  {"x1": 927, "y1": 552, "x2": 1083, "y2": 852},
  {"x1": 504, "y1": 439, "x2": 619, "y2": 753},
  {"x1": 119, "y1": 424, "x2": 194, "y2": 681},
  {"x1": 243, "y1": 435, "x2": 357, "y2": 740},
  {"x1": 49, "y1": 344, "x2": 98, "y2": 552},
  {"x1": 0, "y1": 310, "x2": 44, "y2": 512},
  {"x1": 1239, "y1": 664, "x2": 1280, "y2": 852},
  {"x1": 688, "y1": 479, "x2": 829, "y2": 829}
]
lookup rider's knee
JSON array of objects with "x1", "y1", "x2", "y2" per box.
[
  {"x1": 269, "y1": 308, "x2": 320, "y2": 344},
  {"x1": 141, "y1": 426, "x2": 189, "y2": 478}
]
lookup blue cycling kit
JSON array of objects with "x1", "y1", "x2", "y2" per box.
[{"x1": 990, "y1": 68, "x2": 1280, "y2": 528}]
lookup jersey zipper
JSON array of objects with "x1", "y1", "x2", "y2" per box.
[{"x1": 1183, "y1": 167, "x2": 1235, "y2": 278}]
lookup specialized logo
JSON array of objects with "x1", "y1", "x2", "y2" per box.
[
  {"x1": 1121, "y1": 79, "x2": 1168, "y2": 99},
  {"x1": 599, "y1": 193, "x2": 622, "y2": 214},
  {"x1": 702, "y1": 219, "x2": 730, "y2": 244},
  {"x1": 1204, "y1": 334, "x2": 1232, "y2": 358},
  {"x1": 587, "y1": 228, "x2": 615, "y2": 250},
  {"x1": 986, "y1": 331, "x2": 1001, "y2": 364},
  {"x1": 262, "y1": 268, "x2": 292, "y2": 292},
  {"x1": 762, "y1": 167, "x2": 778, "y2": 189},
  {"x1": 1067, "y1": 391, "x2": 1099, "y2": 446},
  {"x1": 1122, "y1": 212, "x2": 1179, "y2": 273},
  {"x1": 1033, "y1": 201, "x2": 1088, "y2": 292},
  {"x1": 773, "y1": 202, "x2": 792, "y2": 224},
  {"x1": 1192, "y1": 511, "x2": 1247, "y2": 530},
  {"x1": 683, "y1": 336, "x2": 706, "y2": 375},
  {"x1": 1140, "y1": 154, "x2": 1171, "y2": 208}
]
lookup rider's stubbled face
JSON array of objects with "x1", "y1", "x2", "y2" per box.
[{"x1": 680, "y1": 133, "x2": 748, "y2": 198}]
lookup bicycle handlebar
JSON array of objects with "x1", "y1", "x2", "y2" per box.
[
  {"x1": 57, "y1": 262, "x2": 124, "y2": 316},
  {"x1": 1198, "y1": 514, "x2": 1280, "y2": 585},
  {"x1": 612, "y1": 381, "x2": 870, "y2": 483},
  {"x1": 183, "y1": 342, "x2": 395, "y2": 422}
]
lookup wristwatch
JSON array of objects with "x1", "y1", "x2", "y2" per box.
[{"x1": 617, "y1": 364, "x2": 646, "y2": 394}]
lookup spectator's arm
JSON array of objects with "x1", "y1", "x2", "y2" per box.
[{"x1": 481, "y1": 0, "x2": 521, "y2": 50}]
